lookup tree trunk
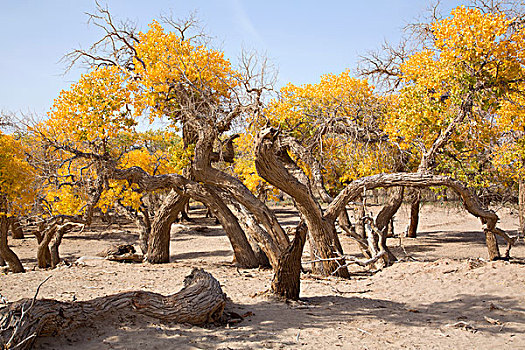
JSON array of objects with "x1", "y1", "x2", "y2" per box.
[
  {"x1": 147, "y1": 191, "x2": 187, "y2": 264},
  {"x1": 0, "y1": 269, "x2": 226, "y2": 350},
  {"x1": 138, "y1": 208, "x2": 151, "y2": 255},
  {"x1": 190, "y1": 184, "x2": 262, "y2": 268},
  {"x1": 255, "y1": 129, "x2": 349, "y2": 278},
  {"x1": 518, "y1": 177, "x2": 525, "y2": 236},
  {"x1": 49, "y1": 223, "x2": 82, "y2": 268},
  {"x1": 374, "y1": 187, "x2": 404, "y2": 266},
  {"x1": 271, "y1": 222, "x2": 308, "y2": 300},
  {"x1": 407, "y1": 190, "x2": 421, "y2": 238},
  {"x1": 225, "y1": 198, "x2": 275, "y2": 268},
  {"x1": 9, "y1": 217, "x2": 24, "y2": 239},
  {"x1": 37, "y1": 225, "x2": 56, "y2": 268},
  {"x1": 33, "y1": 229, "x2": 51, "y2": 267},
  {"x1": 0, "y1": 214, "x2": 24, "y2": 273},
  {"x1": 484, "y1": 229, "x2": 500, "y2": 260},
  {"x1": 50, "y1": 228, "x2": 64, "y2": 268}
]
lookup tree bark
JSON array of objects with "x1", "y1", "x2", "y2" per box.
[
  {"x1": 147, "y1": 190, "x2": 187, "y2": 264},
  {"x1": 225, "y1": 198, "x2": 275, "y2": 269},
  {"x1": 271, "y1": 222, "x2": 307, "y2": 300},
  {"x1": 0, "y1": 213, "x2": 24, "y2": 273},
  {"x1": 407, "y1": 189, "x2": 421, "y2": 238},
  {"x1": 0, "y1": 269, "x2": 226, "y2": 350},
  {"x1": 9, "y1": 217, "x2": 24, "y2": 239}
]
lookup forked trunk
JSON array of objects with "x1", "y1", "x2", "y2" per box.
[
  {"x1": 325, "y1": 172, "x2": 512, "y2": 260},
  {"x1": 33, "y1": 230, "x2": 51, "y2": 267},
  {"x1": 49, "y1": 223, "x2": 82, "y2": 267}
]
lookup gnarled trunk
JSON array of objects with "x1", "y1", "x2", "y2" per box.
[
  {"x1": 49, "y1": 223, "x2": 83, "y2": 267},
  {"x1": 0, "y1": 269, "x2": 226, "y2": 350}
]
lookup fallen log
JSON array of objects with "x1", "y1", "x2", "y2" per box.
[{"x1": 0, "y1": 268, "x2": 226, "y2": 350}]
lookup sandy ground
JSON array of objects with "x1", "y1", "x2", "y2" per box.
[{"x1": 2, "y1": 203, "x2": 525, "y2": 349}]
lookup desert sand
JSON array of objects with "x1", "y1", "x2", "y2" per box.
[{"x1": 1, "y1": 202, "x2": 525, "y2": 349}]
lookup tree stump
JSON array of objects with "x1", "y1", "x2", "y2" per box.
[{"x1": 0, "y1": 268, "x2": 226, "y2": 350}]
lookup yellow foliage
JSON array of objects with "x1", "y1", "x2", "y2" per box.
[
  {"x1": 0, "y1": 133, "x2": 35, "y2": 215},
  {"x1": 131, "y1": 20, "x2": 241, "y2": 122}
]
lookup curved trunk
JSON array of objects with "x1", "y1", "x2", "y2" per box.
[
  {"x1": 0, "y1": 214, "x2": 24, "y2": 273},
  {"x1": 147, "y1": 190, "x2": 187, "y2": 264},
  {"x1": 193, "y1": 126, "x2": 289, "y2": 254},
  {"x1": 255, "y1": 128, "x2": 349, "y2": 278}
]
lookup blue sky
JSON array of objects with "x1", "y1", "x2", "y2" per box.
[{"x1": 0, "y1": 0, "x2": 465, "y2": 114}]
